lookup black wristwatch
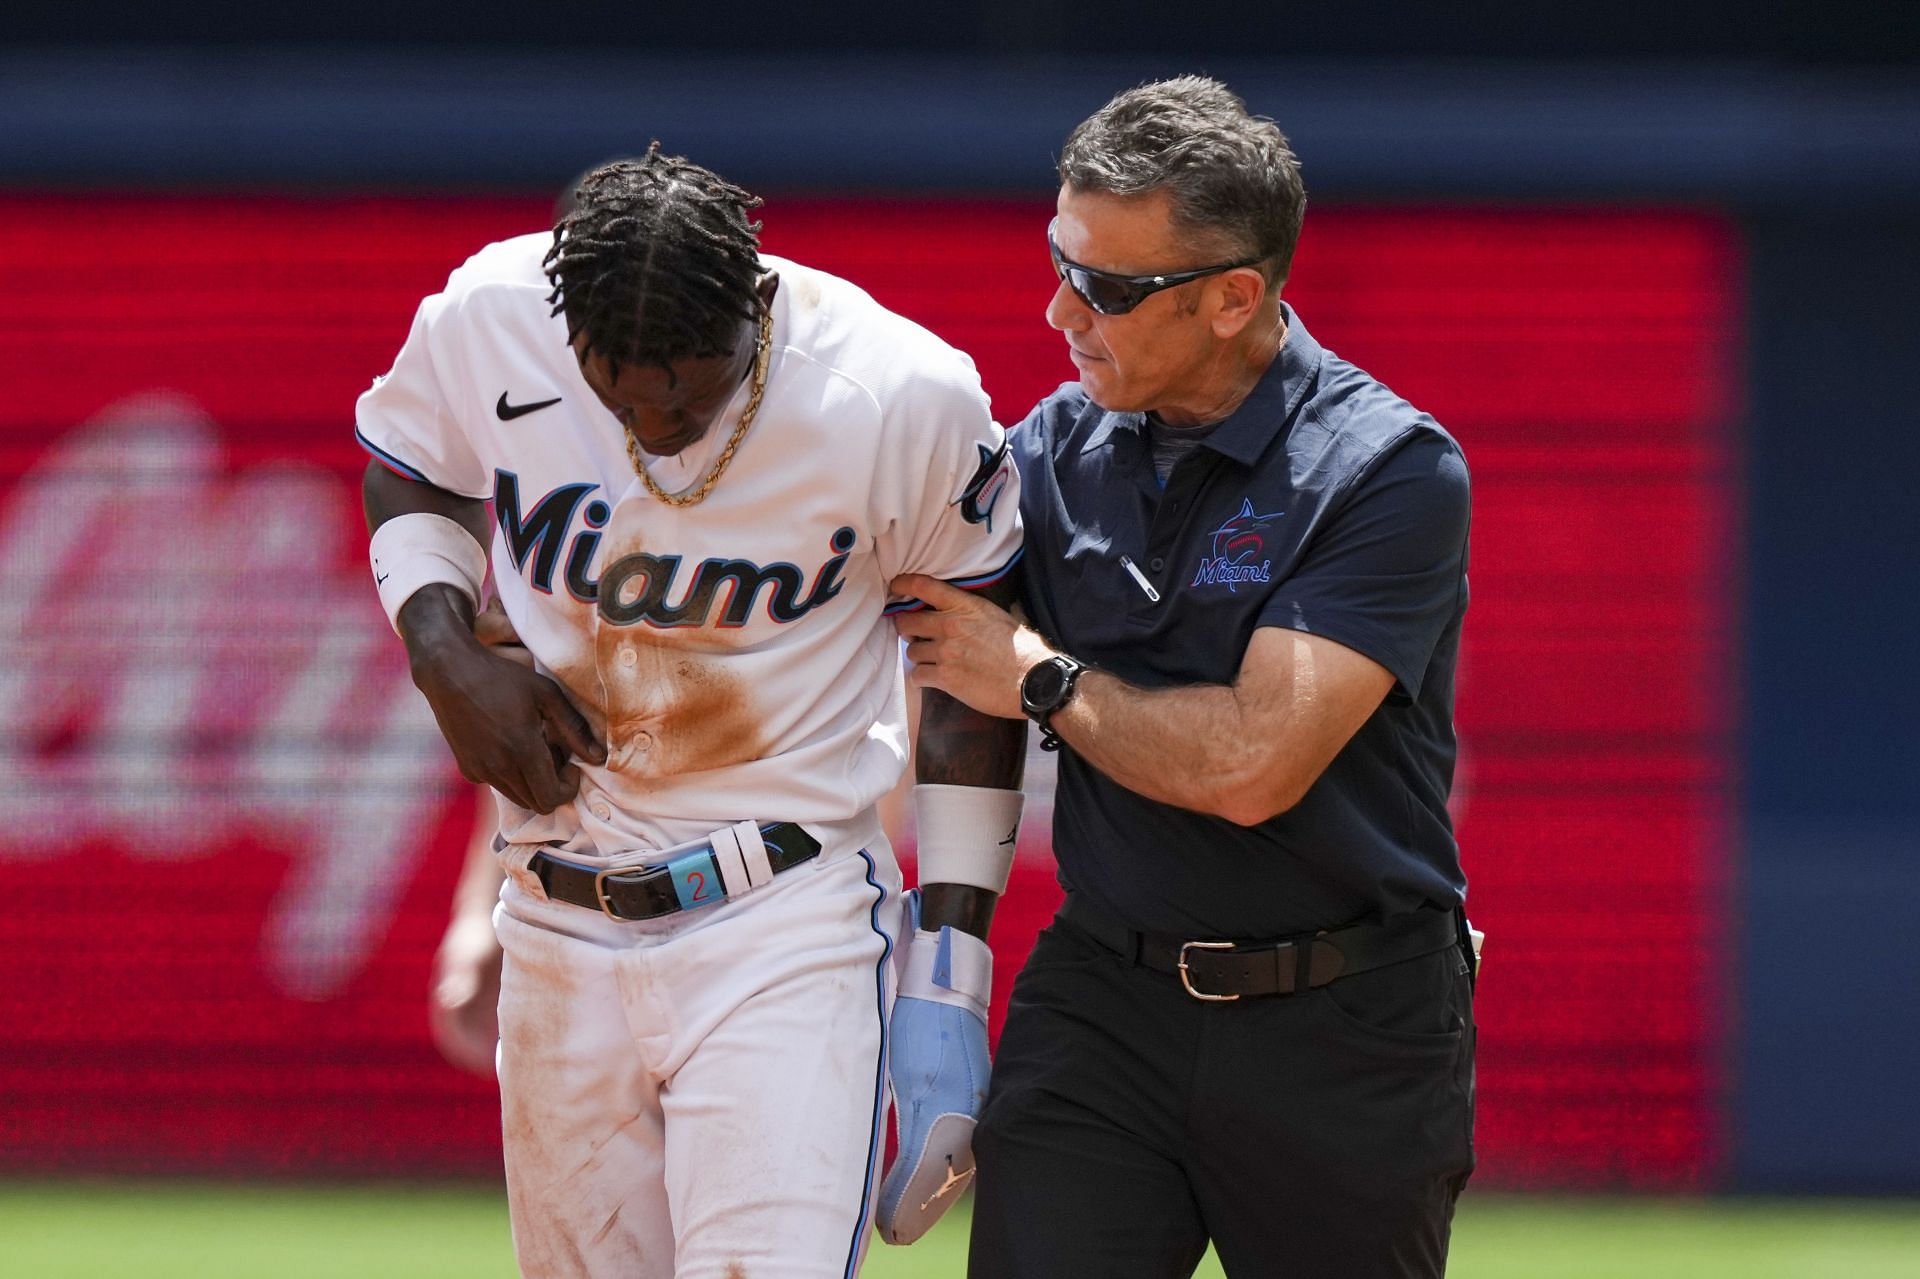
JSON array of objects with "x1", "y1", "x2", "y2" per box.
[{"x1": 1020, "y1": 654, "x2": 1088, "y2": 753}]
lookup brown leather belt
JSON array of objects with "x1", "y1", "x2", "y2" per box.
[{"x1": 1058, "y1": 894, "x2": 1462, "y2": 1002}]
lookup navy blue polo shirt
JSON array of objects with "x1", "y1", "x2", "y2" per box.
[{"x1": 1011, "y1": 306, "x2": 1470, "y2": 938}]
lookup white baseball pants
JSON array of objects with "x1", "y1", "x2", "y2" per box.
[{"x1": 492, "y1": 822, "x2": 906, "y2": 1279}]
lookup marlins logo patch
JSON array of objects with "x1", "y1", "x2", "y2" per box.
[
  {"x1": 955, "y1": 441, "x2": 1011, "y2": 530},
  {"x1": 1191, "y1": 499, "x2": 1284, "y2": 593}
]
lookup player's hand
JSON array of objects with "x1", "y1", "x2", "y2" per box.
[
  {"x1": 890, "y1": 573, "x2": 1053, "y2": 720},
  {"x1": 404, "y1": 593, "x2": 606, "y2": 814},
  {"x1": 416, "y1": 647, "x2": 604, "y2": 813},
  {"x1": 428, "y1": 909, "x2": 502, "y2": 1076},
  {"x1": 876, "y1": 911, "x2": 993, "y2": 1246}
]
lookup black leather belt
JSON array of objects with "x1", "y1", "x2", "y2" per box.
[
  {"x1": 1058, "y1": 894, "x2": 1461, "y2": 1002},
  {"x1": 530, "y1": 822, "x2": 821, "y2": 922}
]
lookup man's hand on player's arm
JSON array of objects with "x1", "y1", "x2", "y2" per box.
[
  {"x1": 876, "y1": 574, "x2": 1027, "y2": 1246},
  {"x1": 364, "y1": 461, "x2": 606, "y2": 814},
  {"x1": 893, "y1": 571, "x2": 1395, "y2": 827},
  {"x1": 891, "y1": 572, "x2": 1053, "y2": 722}
]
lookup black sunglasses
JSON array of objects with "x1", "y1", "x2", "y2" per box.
[{"x1": 1047, "y1": 217, "x2": 1266, "y2": 316}]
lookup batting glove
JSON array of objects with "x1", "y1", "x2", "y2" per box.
[{"x1": 875, "y1": 916, "x2": 992, "y2": 1245}]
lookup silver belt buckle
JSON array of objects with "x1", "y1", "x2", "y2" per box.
[
  {"x1": 1177, "y1": 939, "x2": 1241, "y2": 1002},
  {"x1": 593, "y1": 864, "x2": 653, "y2": 921}
]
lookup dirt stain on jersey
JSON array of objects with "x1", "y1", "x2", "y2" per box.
[
  {"x1": 590, "y1": 1204, "x2": 623, "y2": 1247},
  {"x1": 593, "y1": 628, "x2": 765, "y2": 779},
  {"x1": 518, "y1": 1233, "x2": 592, "y2": 1278}
]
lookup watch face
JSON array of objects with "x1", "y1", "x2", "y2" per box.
[{"x1": 1022, "y1": 657, "x2": 1071, "y2": 714}]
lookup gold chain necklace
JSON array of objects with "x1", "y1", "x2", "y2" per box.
[{"x1": 625, "y1": 306, "x2": 774, "y2": 507}]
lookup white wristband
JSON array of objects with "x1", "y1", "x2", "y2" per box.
[
  {"x1": 369, "y1": 512, "x2": 489, "y2": 634},
  {"x1": 898, "y1": 925, "x2": 993, "y2": 1020},
  {"x1": 912, "y1": 784, "x2": 1023, "y2": 895}
]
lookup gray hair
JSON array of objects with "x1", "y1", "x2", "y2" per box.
[{"x1": 1058, "y1": 75, "x2": 1307, "y2": 286}]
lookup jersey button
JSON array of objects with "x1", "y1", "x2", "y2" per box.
[
  {"x1": 632, "y1": 731, "x2": 655, "y2": 752},
  {"x1": 1149, "y1": 557, "x2": 1165, "y2": 572},
  {"x1": 618, "y1": 646, "x2": 638, "y2": 668},
  {"x1": 590, "y1": 802, "x2": 612, "y2": 821}
]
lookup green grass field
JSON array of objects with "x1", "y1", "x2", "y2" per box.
[{"x1": 3, "y1": 1182, "x2": 1918, "y2": 1278}]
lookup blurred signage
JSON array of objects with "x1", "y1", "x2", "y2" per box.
[{"x1": 0, "y1": 398, "x2": 450, "y2": 999}]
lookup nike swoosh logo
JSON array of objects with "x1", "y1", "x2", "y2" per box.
[{"x1": 496, "y1": 392, "x2": 562, "y2": 421}]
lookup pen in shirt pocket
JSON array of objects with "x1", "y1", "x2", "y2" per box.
[{"x1": 1118, "y1": 555, "x2": 1162, "y2": 603}]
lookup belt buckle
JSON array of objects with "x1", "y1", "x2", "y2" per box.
[
  {"x1": 593, "y1": 865, "x2": 651, "y2": 921},
  {"x1": 1177, "y1": 940, "x2": 1240, "y2": 1003}
]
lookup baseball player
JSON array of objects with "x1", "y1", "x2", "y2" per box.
[{"x1": 357, "y1": 147, "x2": 1026, "y2": 1278}]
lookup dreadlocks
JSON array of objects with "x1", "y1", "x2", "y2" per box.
[{"x1": 544, "y1": 143, "x2": 764, "y2": 380}]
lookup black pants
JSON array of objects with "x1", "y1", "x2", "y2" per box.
[{"x1": 968, "y1": 913, "x2": 1476, "y2": 1279}]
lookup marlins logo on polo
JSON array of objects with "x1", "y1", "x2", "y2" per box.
[
  {"x1": 955, "y1": 442, "x2": 1011, "y2": 530},
  {"x1": 1192, "y1": 499, "x2": 1284, "y2": 592}
]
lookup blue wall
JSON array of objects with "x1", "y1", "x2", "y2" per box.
[
  {"x1": 4, "y1": 52, "x2": 1919, "y2": 200},
  {"x1": 10, "y1": 0, "x2": 1919, "y2": 62},
  {"x1": 1736, "y1": 212, "x2": 1920, "y2": 1190}
]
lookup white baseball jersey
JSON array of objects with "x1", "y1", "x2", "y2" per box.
[{"x1": 356, "y1": 235, "x2": 1022, "y2": 853}]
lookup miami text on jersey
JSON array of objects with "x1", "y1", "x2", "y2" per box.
[{"x1": 494, "y1": 469, "x2": 853, "y2": 627}]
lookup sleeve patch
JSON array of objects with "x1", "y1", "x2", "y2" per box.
[{"x1": 955, "y1": 442, "x2": 1011, "y2": 531}]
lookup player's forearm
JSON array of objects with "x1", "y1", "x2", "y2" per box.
[
  {"x1": 916, "y1": 882, "x2": 997, "y2": 940},
  {"x1": 912, "y1": 688, "x2": 1026, "y2": 941},
  {"x1": 916, "y1": 688, "x2": 1025, "y2": 792},
  {"x1": 397, "y1": 585, "x2": 485, "y2": 680}
]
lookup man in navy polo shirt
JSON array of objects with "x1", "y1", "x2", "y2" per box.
[{"x1": 894, "y1": 75, "x2": 1475, "y2": 1278}]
